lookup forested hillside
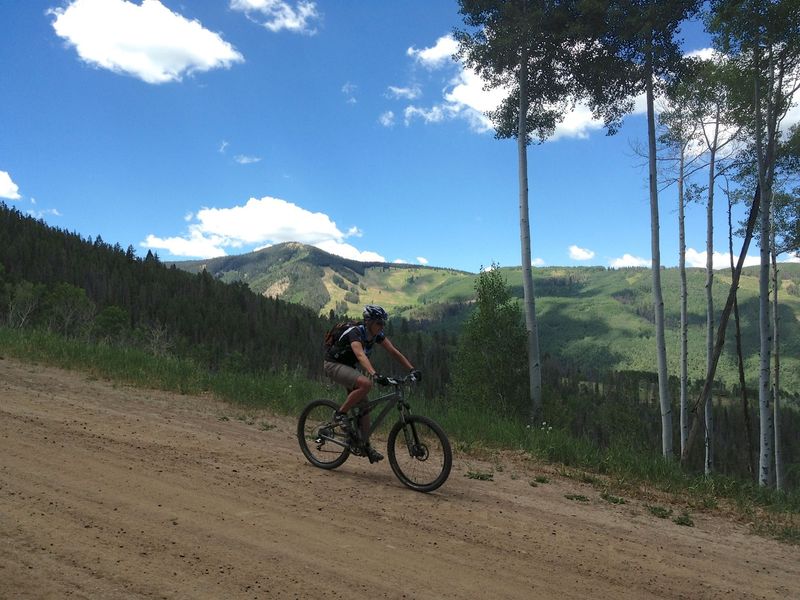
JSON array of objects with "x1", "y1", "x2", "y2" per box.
[
  {"x1": 172, "y1": 242, "x2": 800, "y2": 397},
  {"x1": 0, "y1": 203, "x2": 454, "y2": 396},
  {"x1": 5, "y1": 202, "x2": 799, "y2": 401},
  {"x1": 0, "y1": 203, "x2": 324, "y2": 376}
]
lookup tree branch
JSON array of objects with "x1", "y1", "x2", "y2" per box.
[{"x1": 681, "y1": 183, "x2": 761, "y2": 465}]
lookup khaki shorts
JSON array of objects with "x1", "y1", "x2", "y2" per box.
[{"x1": 324, "y1": 361, "x2": 362, "y2": 390}]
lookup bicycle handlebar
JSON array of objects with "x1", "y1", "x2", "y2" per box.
[{"x1": 381, "y1": 373, "x2": 419, "y2": 387}]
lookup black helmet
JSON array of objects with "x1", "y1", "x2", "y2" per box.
[{"x1": 363, "y1": 304, "x2": 388, "y2": 322}]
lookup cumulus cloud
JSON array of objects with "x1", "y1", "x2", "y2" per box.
[
  {"x1": 49, "y1": 0, "x2": 244, "y2": 85},
  {"x1": 378, "y1": 111, "x2": 396, "y2": 127},
  {"x1": 315, "y1": 240, "x2": 385, "y2": 262},
  {"x1": 407, "y1": 35, "x2": 459, "y2": 69},
  {"x1": 0, "y1": 170, "x2": 21, "y2": 200},
  {"x1": 144, "y1": 229, "x2": 227, "y2": 259},
  {"x1": 569, "y1": 245, "x2": 595, "y2": 261},
  {"x1": 142, "y1": 195, "x2": 384, "y2": 261},
  {"x1": 400, "y1": 35, "x2": 733, "y2": 141},
  {"x1": 685, "y1": 247, "x2": 761, "y2": 270},
  {"x1": 610, "y1": 254, "x2": 650, "y2": 268},
  {"x1": 532, "y1": 258, "x2": 546, "y2": 267},
  {"x1": 230, "y1": 0, "x2": 319, "y2": 34},
  {"x1": 417, "y1": 256, "x2": 429, "y2": 265},
  {"x1": 398, "y1": 34, "x2": 617, "y2": 138}
]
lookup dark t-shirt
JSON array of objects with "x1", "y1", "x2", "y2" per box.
[{"x1": 325, "y1": 323, "x2": 385, "y2": 367}]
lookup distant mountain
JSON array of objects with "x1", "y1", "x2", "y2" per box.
[
  {"x1": 171, "y1": 243, "x2": 800, "y2": 395},
  {"x1": 169, "y1": 242, "x2": 475, "y2": 322}
]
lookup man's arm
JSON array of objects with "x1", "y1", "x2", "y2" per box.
[{"x1": 350, "y1": 341, "x2": 378, "y2": 377}]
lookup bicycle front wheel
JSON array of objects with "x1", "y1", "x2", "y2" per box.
[
  {"x1": 297, "y1": 399, "x2": 351, "y2": 469},
  {"x1": 387, "y1": 415, "x2": 452, "y2": 492}
]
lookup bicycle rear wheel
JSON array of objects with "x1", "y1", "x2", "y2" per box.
[
  {"x1": 387, "y1": 415, "x2": 452, "y2": 492},
  {"x1": 297, "y1": 399, "x2": 351, "y2": 469}
]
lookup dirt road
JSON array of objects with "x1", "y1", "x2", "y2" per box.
[{"x1": 1, "y1": 357, "x2": 797, "y2": 599}]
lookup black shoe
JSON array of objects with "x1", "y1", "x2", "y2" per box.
[
  {"x1": 333, "y1": 411, "x2": 353, "y2": 435},
  {"x1": 365, "y1": 445, "x2": 384, "y2": 464}
]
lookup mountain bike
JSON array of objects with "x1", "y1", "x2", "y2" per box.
[{"x1": 297, "y1": 374, "x2": 452, "y2": 492}]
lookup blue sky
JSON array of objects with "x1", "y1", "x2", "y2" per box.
[{"x1": 1, "y1": 0, "x2": 798, "y2": 273}]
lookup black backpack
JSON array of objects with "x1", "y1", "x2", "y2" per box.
[{"x1": 323, "y1": 321, "x2": 361, "y2": 352}]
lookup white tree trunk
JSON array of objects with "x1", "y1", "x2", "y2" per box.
[
  {"x1": 517, "y1": 44, "x2": 543, "y2": 423},
  {"x1": 757, "y1": 188, "x2": 773, "y2": 486},
  {"x1": 770, "y1": 201, "x2": 783, "y2": 490},
  {"x1": 755, "y1": 46, "x2": 774, "y2": 487},
  {"x1": 704, "y1": 117, "x2": 719, "y2": 476},
  {"x1": 646, "y1": 64, "x2": 673, "y2": 459},
  {"x1": 678, "y1": 147, "x2": 689, "y2": 456}
]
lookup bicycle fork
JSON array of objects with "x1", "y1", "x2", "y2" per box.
[{"x1": 398, "y1": 413, "x2": 426, "y2": 460}]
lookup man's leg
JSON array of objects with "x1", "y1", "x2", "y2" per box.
[{"x1": 339, "y1": 375, "x2": 372, "y2": 413}]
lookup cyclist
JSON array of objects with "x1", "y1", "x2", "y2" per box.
[{"x1": 324, "y1": 304, "x2": 420, "y2": 463}]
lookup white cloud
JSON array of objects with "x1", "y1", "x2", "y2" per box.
[
  {"x1": 219, "y1": 141, "x2": 229, "y2": 154},
  {"x1": 685, "y1": 247, "x2": 761, "y2": 270},
  {"x1": 442, "y1": 67, "x2": 505, "y2": 133},
  {"x1": 402, "y1": 38, "x2": 765, "y2": 141},
  {"x1": 782, "y1": 99, "x2": 800, "y2": 133},
  {"x1": 400, "y1": 34, "x2": 618, "y2": 139},
  {"x1": 142, "y1": 195, "x2": 384, "y2": 261},
  {"x1": 144, "y1": 229, "x2": 227, "y2": 259},
  {"x1": 569, "y1": 245, "x2": 595, "y2": 261},
  {"x1": 610, "y1": 254, "x2": 650, "y2": 268},
  {"x1": 27, "y1": 208, "x2": 62, "y2": 219},
  {"x1": 407, "y1": 35, "x2": 459, "y2": 69},
  {"x1": 686, "y1": 47, "x2": 719, "y2": 61},
  {"x1": 230, "y1": 0, "x2": 319, "y2": 34},
  {"x1": 234, "y1": 154, "x2": 262, "y2": 164},
  {"x1": 387, "y1": 85, "x2": 421, "y2": 100},
  {"x1": 379, "y1": 111, "x2": 396, "y2": 128},
  {"x1": 0, "y1": 170, "x2": 21, "y2": 200},
  {"x1": 393, "y1": 258, "x2": 408, "y2": 264},
  {"x1": 417, "y1": 256, "x2": 429, "y2": 265},
  {"x1": 532, "y1": 258, "x2": 546, "y2": 267},
  {"x1": 342, "y1": 81, "x2": 357, "y2": 104},
  {"x1": 404, "y1": 104, "x2": 452, "y2": 125},
  {"x1": 315, "y1": 240, "x2": 385, "y2": 262},
  {"x1": 49, "y1": 0, "x2": 243, "y2": 85},
  {"x1": 784, "y1": 252, "x2": 800, "y2": 263}
]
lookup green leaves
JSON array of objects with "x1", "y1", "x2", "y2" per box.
[{"x1": 449, "y1": 265, "x2": 529, "y2": 416}]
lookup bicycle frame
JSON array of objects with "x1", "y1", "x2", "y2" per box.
[
  {"x1": 352, "y1": 382, "x2": 410, "y2": 442},
  {"x1": 317, "y1": 377, "x2": 414, "y2": 450}
]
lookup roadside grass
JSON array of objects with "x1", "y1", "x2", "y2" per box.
[{"x1": 1, "y1": 326, "x2": 797, "y2": 544}]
